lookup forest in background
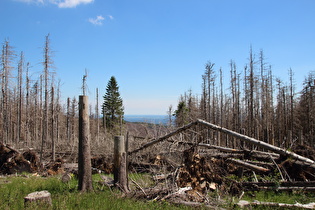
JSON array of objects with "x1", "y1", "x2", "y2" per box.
[
  {"x1": 173, "y1": 47, "x2": 315, "y2": 149},
  {"x1": 0, "y1": 35, "x2": 105, "y2": 155},
  {"x1": 1, "y1": 35, "x2": 315, "y2": 155}
]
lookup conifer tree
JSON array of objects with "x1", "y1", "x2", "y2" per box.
[{"x1": 102, "y1": 76, "x2": 124, "y2": 131}]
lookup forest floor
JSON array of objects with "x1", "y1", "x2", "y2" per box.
[{"x1": 1, "y1": 138, "x2": 315, "y2": 208}]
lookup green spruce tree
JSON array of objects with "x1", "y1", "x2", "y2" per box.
[{"x1": 102, "y1": 76, "x2": 124, "y2": 132}]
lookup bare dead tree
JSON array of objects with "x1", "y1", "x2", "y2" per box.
[
  {"x1": 95, "y1": 88, "x2": 100, "y2": 145},
  {"x1": 1, "y1": 39, "x2": 15, "y2": 144},
  {"x1": 17, "y1": 52, "x2": 24, "y2": 143},
  {"x1": 25, "y1": 62, "x2": 30, "y2": 145},
  {"x1": 51, "y1": 86, "x2": 55, "y2": 161},
  {"x1": 40, "y1": 34, "x2": 53, "y2": 164}
]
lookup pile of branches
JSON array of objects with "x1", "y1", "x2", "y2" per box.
[
  {"x1": 0, "y1": 142, "x2": 40, "y2": 175},
  {"x1": 127, "y1": 143, "x2": 315, "y2": 207},
  {"x1": 0, "y1": 142, "x2": 69, "y2": 176},
  {"x1": 127, "y1": 147, "x2": 240, "y2": 205}
]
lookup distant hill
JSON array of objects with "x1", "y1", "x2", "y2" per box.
[{"x1": 124, "y1": 115, "x2": 171, "y2": 125}]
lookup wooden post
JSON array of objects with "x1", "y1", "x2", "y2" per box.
[
  {"x1": 114, "y1": 135, "x2": 129, "y2": 192},
  {"x1": 78, "y1": 95, "x2": 93, "y2": 192}
]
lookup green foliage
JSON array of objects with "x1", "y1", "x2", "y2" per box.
[
  {"x1": 174, "y1": 101, "x2": 189, "y2": 126},
  {"x1": 102, "y1": 76, "x2": 124, "y2": 132}
]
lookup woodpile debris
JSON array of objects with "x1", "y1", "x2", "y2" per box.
[
  {"x1": 128, "y1": 143, "x2": 315, "y2": 207},
  {"x1": 0, "y1": 142, "x2": 40, "y2": 175},
  {"x1": 44, "y1": 158, "x2": 65, "y2": 176},
  {"x1": 91, "y1": 156, "x2": 113, "y2": 174},
  {"x1": 127, "y1": 119, "x2": 315, "y2": 206}
]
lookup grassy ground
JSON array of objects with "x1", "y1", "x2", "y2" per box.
[
  {"x1": 0, "y1": 174, "x2": 195, "y2": 210},
  {"x1": 1, "y1": 173, "x2": 315, "y2": 209}
]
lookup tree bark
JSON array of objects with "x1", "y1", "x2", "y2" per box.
[
  {"x1": 114, "y1": 135, "x2": 129, "y2": 192},
  {"x1": 78, "y1": 95, "x2": 93, "y2": 192}
]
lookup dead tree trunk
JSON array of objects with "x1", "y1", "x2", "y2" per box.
[
  {"x1": 17, "y1": 52, "x2": 24, "y2": 143},
  {"x1": 78, "y1": 95, "x2": 93, "y2": 192},
  {"x1": 196, "y1": 119, "x2": 315, "y2": 167},
  {"x1": 114, "y1": 135, "x2": 129, "y2": 192},
  {"x1": 95, "y1": 88, "x2": 100, "y2": 145},
  {"x1": 51, "y1": 86, "x2": 55, "y2": 161}
]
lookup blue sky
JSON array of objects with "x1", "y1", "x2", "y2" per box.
[{"x1": 1, "y1": 0, "x2": 315, "y2": 115}]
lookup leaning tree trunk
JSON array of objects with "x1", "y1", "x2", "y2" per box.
[{"x1": 196, "y1": 119, "x2": 315, "y2": 167}]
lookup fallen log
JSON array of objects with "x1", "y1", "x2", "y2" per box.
[
  {"x1": 227, "y1": 158, "x2": 270, "y2": 173},
  {"x1": 198, "y1": 144, "x2": 243, "y2": 153},
  {"x1": 243, "y1": 181, "x2": 315, "y2": 187},
  {"x1": 201, "y1": 153, "x2": 244, "y2": 159},
  {"x1": 244, "y1": 160, "x2": 274, "y2": 168},
  {"x1": 259, "y1": 186, "x2": 315, "y2": 191},
  {"x1": 196, "y1": 119, "x2": 315, "y2": 168},
  {"x1": 238, "y1": 200, "x2": 315, "y2": 209},
  {"x1": 244, "y1": 149, "x2": 279, "y2": 158}
]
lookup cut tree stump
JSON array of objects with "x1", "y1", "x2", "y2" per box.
[
  {"x1": 24, "y1": 190, "x2": 52, "y2": 207},
  {"x1": 114, "y1": 136, "x2": 129, "y2": 193}
]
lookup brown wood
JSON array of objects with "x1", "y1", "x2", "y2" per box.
[
  {"x1": 78, "y1": 95, "x2": 93, "y2": 192},
  {"x1": 114, "y1": 135, "x2": 129, "y2": 192},
  {"x1": 198, "y1": 143, "x2": 243, "y2": 153},
  {"x1": 227, "y1": 158, "x2": 270, "y2": 173}
]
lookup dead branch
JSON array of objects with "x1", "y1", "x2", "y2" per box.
[
  {"x1": 227, "y1": 158, "x2": 270, "y2": 173},
  {"x1": 198, "y1": 144, "x2": 243, "y2": 153},
  {"x1": 238, "y1": 200, "x2": 315, "y2": 209}
]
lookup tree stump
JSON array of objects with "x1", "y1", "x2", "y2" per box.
[
  {"x1": 24, "y1": 190, "x2": 52, "y2": 207},
  {"x1": 78, "y1": 95, "x2": 93, "y2": 192},
  {"x1": 114, "y1": 136, "x2": 129, "y2": 192}
]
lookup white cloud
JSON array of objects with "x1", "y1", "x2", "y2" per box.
[
  {"x1": 14, "y1": 0, "x2": 44, "y2": 4},
  {"x1": 88, "y1": 15, "x2": 105, "y2": 26},
  {"x1": 14, "y1": 0, "x2": 93, "y2": 8},
  {"x1": 51, "y1": 0, "x2": 94, "y2": 8},
  {"x1": 108, "y1": 15, "x2": 114, "y2": 20}
]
